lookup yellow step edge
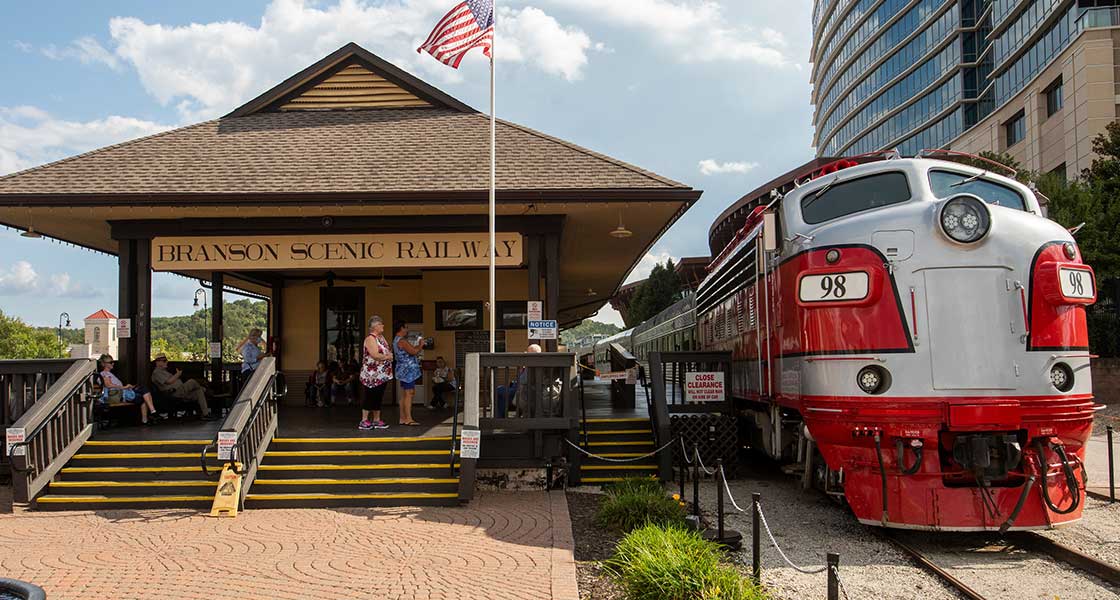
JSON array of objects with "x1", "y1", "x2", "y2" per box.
[
  {"x1": 247, "y1": 492, "x2": 458, "y2": 501},
  {"x1": 73, "y1": 453, "x2": 217, "y2": 459},
  {"x1": 254, "y1": 478, "x2": 458, "y2": 485},
  {"x1": 582, "y1": 477, "x2": 660, "y2": 483},
  {"x1": 580, "y1": 465, "x2": 657, "y2": 470},
  {"x1": 592, "y1": 453, "x2": 649, "y2": 458},
  {"x1": 63, "y1": 466, "x2": 205, "y2": 473},
  {"x1": 273, "y1": 436, "x2": 456, "y2": 443},
  {"x1": 586, "y1": 429, "x2": 652, "y2": 435},
  {"x1": 588, "y1": 441, "x2": 655, "y2": 447},
  {"x1": 50, "y1": 481, "x2": 216, "y2": 488},
  {"x1": 84, "y1": 440, "x2": 209, "y2": 446},
  {"x1": 583, "y1": 417, "x2": 651, "y2": 423},
  {"x1": 37, "y1": 495, "x2": 213, "y2": 503},
  {"x1": 259, "y1": 463, "x2": 459, "y2": 471},
  {"x1": 264, "y1": 450, "x2": 457, "y2": 457}
]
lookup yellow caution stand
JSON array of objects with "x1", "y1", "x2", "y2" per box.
[{"x1": 210, "y1": 462, "x2": 243, "y2": 518}]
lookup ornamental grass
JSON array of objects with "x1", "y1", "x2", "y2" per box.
[{"x1": 594, "y1": 476, "x2": 686, "y2": 533}]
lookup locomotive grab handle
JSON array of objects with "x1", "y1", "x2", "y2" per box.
[{"x1": 1015, "y1": 282, "x2": 1030, "y2": 335}]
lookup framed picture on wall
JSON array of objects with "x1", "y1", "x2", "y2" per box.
[
  {"x1": 497, "y1": 301, "x2": 529, "y2": 329},
  {"x1": 435, "y1": 301, "x2": 484, "y2": 330}
]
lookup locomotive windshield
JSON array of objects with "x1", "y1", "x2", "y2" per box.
[
  {"x1": 800, "y1": 171, "x2": 911, "y2": 224},
  {"x1": 928, "y1": 169, "x2": 1027, "y2": 211}
]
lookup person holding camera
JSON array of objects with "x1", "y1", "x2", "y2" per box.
[
  {"x1": 392, "y1": 321, "x2": 424, "y2": 426},
  {"x1": 151, "y1": 353, "x2": 218, "y2": 420}
]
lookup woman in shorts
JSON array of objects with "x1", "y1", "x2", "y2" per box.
[
  {"x1": 97, "y1": 354, "x2": 160, "y2": 425},
  {"x1": 358, "y1": 316, "x2": 393, "y2": 431},
  {"x1": 392, "y1": 321, "x2": 424, "y2": 426}
]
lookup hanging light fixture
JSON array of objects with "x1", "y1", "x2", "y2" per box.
[
  {"x1": 586, "y1": 288, "x2": 598, "y2": 297},
  {"x1": 376, "y1": 271, "x2": 392, "y2": 289},
  {"x1": 21, "y1": 209, "x2": 41, "y2": 238},
  {"x1": 609, "y1": 208, "x2": 632, "y2": 239}
]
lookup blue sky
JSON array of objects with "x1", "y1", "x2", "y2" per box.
[{"x1": 0, "y1": 0, "x2": 815, "y2": 326}]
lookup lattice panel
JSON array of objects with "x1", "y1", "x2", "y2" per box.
[{"x1": 670, "y1": 414, "x2": 738, "y2": 470}]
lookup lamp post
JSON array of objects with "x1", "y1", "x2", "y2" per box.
[
  {"x1": 57, "y1": 312, "x2": 70, "y2": 357},
  {"x1": 194, "y1": 288, "x2": 209, "y2": 361}
]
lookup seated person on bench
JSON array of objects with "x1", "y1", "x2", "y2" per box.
[
  {"x1": 97, "y1": 353, "x2": 161, "y2": 425},
  {"x1": 150, "y1": 352, "x2": 218, "y2": 420}
]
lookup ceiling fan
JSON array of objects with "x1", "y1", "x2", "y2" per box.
[{"x1": 294, "y1": 271, "x2": 360, "y2": 288}]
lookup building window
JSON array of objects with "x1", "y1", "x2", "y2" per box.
[
  {"x1": 93, "y1": 327, "x2": 101, "y2": 343},
  {"x1": 1048, "y1": 163, "x2": 1067, "y2": 183},
  {"x1": 1045, "y1": 77, "x2": 1063, "y2": 117},
  {"x1": 1005, "y1": 111, "x2": 1026, "y2": 148},
  {"x1": 496, "y1": 301, "x2": 529, "y2": 330}
]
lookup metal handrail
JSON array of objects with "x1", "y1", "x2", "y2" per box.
[
  {"x1": 449, "y1": 372, "x2": 461, "y2": 476},
  {"x1": 7, "y1": 359, "x2": 97, "y2": 503}
]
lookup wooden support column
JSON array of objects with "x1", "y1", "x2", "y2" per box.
[
  {"x1": 271, "y1": 280, "x2": 284, "y2": 373},
  {"x1": 117, "y1": 239, "x2": 137, "y2": 383},
  {"x1": 544, "y1": 233, "x2": 560, "y2": 352},
  {"x1": 211, "y1": 272, "x2": 224, "y2": 383},
  {"x1": 527, "y1": 235, "x2": 541, "y2": 303},
  {"x1": 134, "y1": 239, "x2": 152, "y2": 388}
]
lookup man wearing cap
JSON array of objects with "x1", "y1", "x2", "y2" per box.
[{"x1": 151, "y1": 353, "x2": 219, "y2": 421}]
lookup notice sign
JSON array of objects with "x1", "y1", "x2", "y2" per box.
[
  {"x1": 527, "y1": 301, "x2": 543, "y2": 322},
  {"x1": 209, "y1": 342, "x2": 223, "y2": 359},
  {"x1": 685, "y1": 372, "x2": 725, "y2": 403},
  {"x1": 217, "y1": 431, "x2": 237, "y2": 461},
  {"x1": 6, "y1": 427, "x2": 26, "y2": 457},
  {"x1": 116, "y1": 319, "x2": 131, "y2": 339},
  {"x1": 460, "y1": 428, "x2": 481, "y2": 459},
  {"x1": 528, "y1": 320, "x2": 558, "y2": 340}
]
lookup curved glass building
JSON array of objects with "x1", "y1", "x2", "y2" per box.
[{"x1": 810, "y1": 0, "x2": 1120, "y2": 173}]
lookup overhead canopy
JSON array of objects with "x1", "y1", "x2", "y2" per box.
[{"x1": 0, "y1": 42, "x2": 700, "y2": 324}]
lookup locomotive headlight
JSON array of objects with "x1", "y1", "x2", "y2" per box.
[
  {"x1": 856, "y1": 366, "x2": 889, "y2": 395},
  {"x1": 939, "y1": 194, "x2": 991, "y2": 244},
  {"x1": 1050, "y1": 362, "x2": 1074, "y2": 392},
  {"x1": 1063, "y1": 242, "x2": 1077, "y2": 259}
]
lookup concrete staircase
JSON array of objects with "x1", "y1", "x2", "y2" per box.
[
  {"x1": 35, "y1": 439, "x2": 219, "y2": 510},
  {"x1": 245, "y1": 436, "x2": 460, "y2": 508},
  {"x1": 577, "y1": 417, "x2": 658, "y2": 484}
]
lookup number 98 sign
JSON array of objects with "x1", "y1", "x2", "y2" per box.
[{"x1": 798, "y1": 271, "x2": 870, "y2": 303}]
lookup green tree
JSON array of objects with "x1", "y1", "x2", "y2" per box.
[
  {"x1": 625, "y1": 260, "x2": 683, "y2": 327},
  {"x1": 0, "y1": 310, "x2": 64, "y2": 359},
  {"x1": 561, "y1": 319, "x2": 622, "y2": 345}
]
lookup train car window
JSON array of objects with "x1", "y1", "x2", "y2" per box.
[
  {"x1": 928, "y1": 170, "x2": 1027, "y2": 211},
  {"x1": 800, "y1": 171, "x2": 911, "y2": 224}
]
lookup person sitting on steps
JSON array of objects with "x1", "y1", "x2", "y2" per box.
[{"x1": 150, "y1": 353, "x2": 219, "y2": 420}]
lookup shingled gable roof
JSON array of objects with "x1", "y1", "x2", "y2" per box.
[{"x1": 0, "y1": 43, "x2": 697, "y2": 203}]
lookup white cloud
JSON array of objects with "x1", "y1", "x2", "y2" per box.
[
  {"x1": 534, "y1": 0, "x2": 791, "y2": 67},
  {"x1": 56, "y1": 0, "x2": 599, "y2": 120},
  {"x1": 698, "y1": 159, "x2": 759, "y2": 175},
  {"x1": 48, "y1": 273, "x2": 100, "y2": 299},
  {"x1": 625, "y1": 250, "x2": 676, "y2": 285},
  {"x1": 12, "y1": 40, "x2": 33, "y2": 53},
  {"x1": 41, "y1": 37, "x2": 121, "y2": 70},
  {"x1": 0, "y1": 261, "x2": 100, "y2": 298},
  {"x1": 0, "y1": 105, "x2": 172, "y2": 175}
]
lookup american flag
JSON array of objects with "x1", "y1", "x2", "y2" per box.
[{"x1": 417, "y1": 0, "x2": 494, "y2": 68}]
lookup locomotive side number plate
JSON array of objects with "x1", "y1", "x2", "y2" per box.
[
  {"x1": 1058, "y1": 267, "x2": 1094, "y2": 299},
  {"x1": 798, "y1": 271, "x2": 869, "y2": 303}
]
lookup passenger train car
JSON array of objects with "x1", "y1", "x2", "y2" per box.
[{"x1": 694, "y1": 154, "x2": 1097, "y2": 531}]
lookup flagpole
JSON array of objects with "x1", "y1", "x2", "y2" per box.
[{"x1": 488, "y1": 8, "x2": 497, "y2": 354}]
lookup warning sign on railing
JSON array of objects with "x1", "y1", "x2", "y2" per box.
[
  {"x1": 684, "y1": 372, "x2": 725, "y2": 403},
  {"x1": 601, "y1": 368, "x2": 638, "y2": 384},
  {"x1": 5, "y1": 427, "x2": 25, "y2": 457},
  {"x1": 217, "y1": 431, "x2": 237, "y2": 461},
  {"x1": 460, "y1": 429, "x2": 481, "y2": 459}
]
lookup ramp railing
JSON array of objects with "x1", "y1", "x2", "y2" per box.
[
  {"x1": 648, "y1": 351, "x2": 735, "y2": 482},
  {"x1": 6, "y1": 359, "x2": 97, "y2": 503}
]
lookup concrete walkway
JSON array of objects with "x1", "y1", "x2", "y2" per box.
[
  {"x1": 0, "y1": 489, "x2": 578, "y2": 600},
  {"x1": 1085, "y1": 430, "x2": 1120, "y2": 499}
]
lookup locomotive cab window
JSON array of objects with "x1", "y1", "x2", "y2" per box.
[
  {"x1": 928, "y1": 170, "x2": 1027, "y2": 211},
  {"x1": 800, "y1": 171, "x2": 911, "y2": 224}
]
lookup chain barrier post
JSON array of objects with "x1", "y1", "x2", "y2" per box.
[
  {"x1": 679, "y1": 436, "x2": 686, "y2": 501},
  {"x1": 692, "y1": 444, "x2": 701, "y2": 519},
  {"x1": 752, "y1": 492, "x2": 761, "y2": 584},
  {"x1": 1108, "y1": 425, "x2": 1115, "y2": 503},
  {"x1": 716, "y1": 457, "x2": 725, "y2": 540},
  {"x1": 827, "y1": 553, "x2": 840, "y2": 600}
]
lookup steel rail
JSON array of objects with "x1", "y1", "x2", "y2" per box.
[
  {"x1": 1014, "y1": 532, "x2": 1120, "y2": 588},
  {"x1": 881, "y1": 532, "x2": 988, "y2": 600}
]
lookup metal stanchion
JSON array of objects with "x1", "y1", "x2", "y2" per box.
[
  {"x1": 716, "y1": 458, "x2": 725, "y2": 541},
  {"x1": 1108, "y1": 425, "x2": 1115, "y2": 503},
  {"x1": 679, "y1": 436, "x2": 686, "y2": 501},
  {"x1": 752, "y1": 492, "x2": 761, "y2": 584},
  {"x1": 827, "y1": 553, "x2": 840, "y2": 600},
  {"x1": 692, "y1": 444, "x2": 701, "y2": 519}
]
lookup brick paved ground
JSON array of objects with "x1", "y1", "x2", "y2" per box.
[{"x1": 0, "y1": 490, "x2": 578, "y2": 600}]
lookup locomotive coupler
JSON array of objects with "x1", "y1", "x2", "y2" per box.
[{"x1": 950, "y1": 432, "x2": 1022, "y2": 485}]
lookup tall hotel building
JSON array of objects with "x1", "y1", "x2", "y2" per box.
[{"x1": 810, "y1": 0, "x2": 1120, "y2": 178}]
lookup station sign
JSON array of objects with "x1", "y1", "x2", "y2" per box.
[
  {"x1": 460, "y1": 428, "x2": 481, "y2": 459},
  {"x1": 528, "y1": 320, "x2": 558, "y2": 340},
  {"x1": 527, "y1": 301, "x2": 543, "y2": 322},
  {"x1": 684, "y1": 372, "x2": 725, "y2": 403},
  {"x1": 116, "y1": 318, "x2": 131, "y2": 339},
  {"x1": 151, "y1": 232, "x2": 523, "y2": 271}
]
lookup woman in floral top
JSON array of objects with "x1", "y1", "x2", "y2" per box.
[{"x1": 358, "y1": 316, "x2": 393, "y2": 431}]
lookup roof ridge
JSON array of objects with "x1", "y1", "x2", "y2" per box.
[
  {"x1": 479, "y1": 114, "x2": 689, "y2": 189},
  {"x1": 0, "y1": 119, "x2": 216, "y2": 184}
]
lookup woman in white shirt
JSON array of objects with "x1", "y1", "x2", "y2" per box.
[{"x1": 97, "y1": 354, "x2": 160, "y2": 425}]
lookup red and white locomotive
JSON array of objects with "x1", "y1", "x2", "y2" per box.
[{"x1": 697, "y1": 152, "x2": 1098, "y2": 531}]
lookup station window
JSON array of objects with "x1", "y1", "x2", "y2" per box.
[
  {"x1": 496, "y1": 301, "x2": 529, "y2": 329},
  {"x1": 1005, "y1": 111, "x2": 1026, "y2": 147},
  {"x1": 1045, "y1": 76, "x2": 1063, "y2": 117},
  {"x1": 93, "y1": 327, "x2": 101, "y2": 343},
  {"x1": 800, "y1": 171, "x2": 911, "y2": 225}
]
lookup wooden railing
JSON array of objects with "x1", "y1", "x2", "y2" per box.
[
  {"x1": 6, "y1": 359, "x2": 97, "y2": 503},
  {"x1": 648, "y1": 351, "x2": 734, "y2": 482},
  {"x1": 202, "y1": 357, "x2": 282, "y2": 509},
  {"x1": 464, "y1": 352, "x2": 581, "y2": 492},
  {"x1": 1, "y1": 359, "x2": 77, "y2": 428}
]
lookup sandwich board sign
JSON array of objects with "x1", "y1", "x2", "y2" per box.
[
  {"x1": 210, "y1": 463, "x2": 243, "y2": 518},
  {"x1": 528, "y1": 320, "x2": 558, "y2": 340}
]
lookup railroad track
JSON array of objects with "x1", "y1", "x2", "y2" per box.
[{"x1": 883, "y1": 530, "x2": 1120, "y2": 600}]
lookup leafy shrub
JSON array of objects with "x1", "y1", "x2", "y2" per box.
[
  {"x1": 594, "y1": 477, "x2": 685, "y2": 532},
  {"x1": 1088, "y1": 308, "x2": 1119, "y2": 358},
  {"x1": 605, "y1": 525, "x2": 767, "y2": 600}
]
